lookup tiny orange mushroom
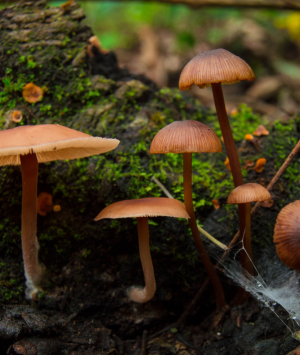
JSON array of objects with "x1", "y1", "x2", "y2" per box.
[
  {"x1": 243, "y1": 159, "x2": 254, "y2": 169},
  {"x1": 224, "y1": 157, "x2": 231, "y2": 171},
  {"x1": 261, "y1": 199, "x2": 274, "y2": 208},
  {"x1": 253, "y1": 125, "x2": 269, "y2": 137},
  {"x1": 12, "y1": 111, "x2": 23, "y2": 123},
  {"x1": 87, "y1": 36, "x2": 108, "y2": 57},
  {"x1": 22, "y1": 83, "x2": 43, "y2": 104},
  {"x1": 212, "y1": 199, "x2": 221, "y2": 210},
  {"x1": 53, "y1": 205, "x2": 61, "y2": 212},
  {"x1": 37, "y1": 192, "x2": 53, "y2": 216},
  {"x1": 245, "y1": 134, "x2": 254, "y2": 141},
  {"x1": 254, "y1": 158, "x2": 266, "y2": 173}
]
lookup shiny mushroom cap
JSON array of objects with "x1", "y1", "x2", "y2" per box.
[
  {"x1": 179, "y1": 48, "x2": 255, "y2": 90},
  {"x1": 273, "y1": 200, "x2": 300, "y2": 271},
  {"x1": 95, "y1": 197, "x2": 190, "y2": 220},
  {"x1": 227, "y1": 183, "x2": 271, "y2": 204},
  {"x1": 0, "y1": 124, "x2": 120, "y2": 166},
  {"x1": 149, "y1": 120, "x2": 222, "y2": 154}
]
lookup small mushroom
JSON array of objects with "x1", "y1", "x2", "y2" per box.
[
  {"x1": 227, "y1": 183, "x2": 271, "y2": 276},
  {"x1": 273, "y1": 200, "x2": 300, "y2": 271},
  {"x1": 22, "y1": 83, "x2": 43, "y2": 104},
  {"x1": 253, "y1": 125, "x2": 269, "y2": 137},
  {"x1": 0, "y1": 124, "x2": 119, "y2": 298},
  {"x1": 254, "y1": 158, "x2": 266, "y2": 173},
  {"x1": 95, "y1": 197, "x2": 190, "y2": 303},
  {"x1": 150, "y1": 120, "x2": 227, "y2": 309},
  {"x1": 179, "y1": 49, "x2": 255, "y2": 287},
  {"x1": 12, "y1": 110, "x2": 23, "y2": 123},
  {"x1": 37, "y1": 192, "x2": 53, "y2": 216},
  {"x1": 224, "y1": 157, "x2": 231, "y2": 171}
]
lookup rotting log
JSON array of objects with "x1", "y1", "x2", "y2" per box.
[{"x1": 0, "y1": 2, "x2": 299, "y2": 349}]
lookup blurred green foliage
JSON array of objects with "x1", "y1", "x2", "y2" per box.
[{"x1": 46, "y1": 1, "x2": 298, "y2": 53}]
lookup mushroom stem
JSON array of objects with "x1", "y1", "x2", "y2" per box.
[
  {"x1": 244, "y1": 202, "x2": 253, "y2": 277},
  {"x1": 211, "y1": 83, "x2": 249, "y2": 281},
  {"x1": 183, "y1": 153, "x2": 226, "y2": 309},
  {"x1": 211, "y1": 83, "x2": 243, "y2": 187},
  {"x1": 128, "y1": 217, "x2": 156, "y2": 303},
  {"x1": 21, "y1": 153, "x2": 44, "y2": 297}
]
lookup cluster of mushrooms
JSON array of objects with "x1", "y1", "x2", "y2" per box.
[{"x1": 0, "y1": 49, "x2": 298, "y2": 307}]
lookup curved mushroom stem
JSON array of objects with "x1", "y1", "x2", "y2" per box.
[
  {"x1": 128, "y1": 217, "x2": 156, "y2": 303},
  {"x1": 183, "y1": 153, "x2": 227, "y2": 310},
  {"x1": 21, "y1": 153, "x2": 44, "y2": 298}
]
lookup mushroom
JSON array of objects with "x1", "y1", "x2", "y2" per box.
[
  {"x1": 273, "y1": 200, "x2": 300, "y2": 271},
  {"x1": 12, "y1": 111, "x2": 23, "y2": 123},
  {"x1": 22, "y1": 83, "x2": 44, "y2": 104},
  {"x1": 37, "y1": 192, "x2": 53, "y2": 216},
  {"x1": 254, "y1": 158, "x2": 267, "y2": 173},
  {"x1": 150, "y1": 120, "x2": 227, "y2": 309},
  {"x1": 95, "y1": 197, "x2": 190, "y2": 303},
  {"x1": 227, "y1": 183, "x2": 271, "y2": 277},
  {"x1": 179, "y1": 49, "x2": 255, "y2": 270},
  {"x1": 0, "y1": 124, "x2": 120, "y2": 298}
]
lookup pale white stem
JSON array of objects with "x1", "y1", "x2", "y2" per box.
[
  {"x1": 151, "y1": 175, "x2": 228, "y2": 250},
  {"x1": 128, "y1": 217, "x2": 156, "y2": 303},
  {"x1": 21, "y1": 153, "x2": 44, "y2": 298}
]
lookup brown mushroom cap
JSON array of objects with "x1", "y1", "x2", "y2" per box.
[
  {"x1": 0, "y1": 124, "x2": 120, "y2": 165},
  {"x1": 95, "y1": 197, "x2": 190, "y2": 220},
  {"x1": 273, "y1": 200, "x2": 300, "y2": 270},
  {"x1": 22, "y1": 83, "x2": 44, "y2": 103},
  {"x1": 179, "y1": 48, "x2": 255, "y2": 90},
  {"x1": 149, "y1": 120, "x2": 222, "y2": 154},
  {"x1": 227, "y1": 183, "x2": 271, "y2": 204}
]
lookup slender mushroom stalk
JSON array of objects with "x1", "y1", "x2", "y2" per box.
[
  {"x1": 0, "y1": 124, "x2": 120, "y2": 299},
  {"x1": 150, "y1": 120, "x2": 227, "y2": 310},
  {"x1": 179, "y1": 49, "x2": 255, "y2": 302},
  {"x1": 21, "y1": 153, "x2": 44, "y2": 296},
  {"x1": 227, "y1": 183, "x2": 271, "y2": 277},
  {"x1": 95, "y1": 197, "x2": 190, "y2": 303},
  {"x1": 184, "y1": 153, "x2": 226, "y2": 309},
  {"x1": 211, "y1": 82, "x2": 247, "y2": 278},
  {"x1": 244, "y1": 202, "x2": 253, "y2": 276},
  {"x1": 128, "y1": 217, "x2": 156, "y2": 303}
]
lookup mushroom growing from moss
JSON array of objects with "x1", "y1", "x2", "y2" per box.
[
  {"x1": 22, "y1": 83, "x2": 44, "y2": 104},
  {"x1": 273, "y1": 200, "x2": 300, "y2": 271},
  {"x1": 179, "y1": 49, "x2": 255, "y2": 279},
  {"x1": 95, "y1": 197, "x2": 190, "y2": 303},
  {"x1": 37, "y1": 192, "x2": 53, "y2": 216},
  {"x1": 227, "y1": 183, "x2": 271, "y2": 277},
  {"x1": 0, "y1": 124, "x2": 119, "y2": 298},
  {"x1": 150, "y1": 120, "x2": 227, "y2": 309}
]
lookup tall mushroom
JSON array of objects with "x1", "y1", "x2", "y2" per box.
[
  {"x1": 273, "y1": 200, "x2": 300, "y2": 271},
  {"x1": 95, "y1": 197, "x2": 190, "y2": 303},
  {"x1": 150, "y1": 120, "x2": 227, "y2": 309},
  {"x1": 227, "y1": 183, "x2": 271, "y2": 277},
  {"x1": 179, "y1": 49, "x2": 255, "y2": 295},
  {"x1": 0, "y1": 124, "x2": 120, "y2": 298}
]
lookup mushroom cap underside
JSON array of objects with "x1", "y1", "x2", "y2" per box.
[
  {"x1": 227, "y1": 183, "x2": 271, "y2": 204},
  {"x1": 179, "y1": 48, "x2": 255, "y2": 90},
  {"x1": 150, "y1": 120, "x2": 222, "y2": 154},
  {"x1": 95, "y1": 197, "x2": 190, "y2": 220},
  {"x1": 0, "y1": 124, "x2": 119, "y2": 165}
]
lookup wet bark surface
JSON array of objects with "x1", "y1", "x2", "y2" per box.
[{"x1": 0, "y1": 1, "x2": 300, "y2": 354}]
